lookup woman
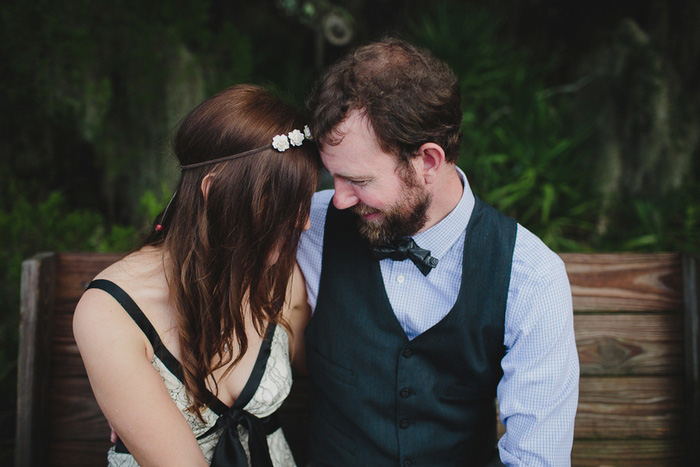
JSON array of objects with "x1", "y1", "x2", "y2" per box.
[{"x1": 73, "y1": 84, "x2": 319, "y2": 466}]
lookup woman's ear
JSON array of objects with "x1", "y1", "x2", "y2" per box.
[
  {"x1": 200, "y1": 173, "x2": 216, "y2": 200},
  {"x1": 413, "y1": 143, "x2": 446, "y2": 184}
]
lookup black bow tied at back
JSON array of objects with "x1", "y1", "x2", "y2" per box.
[{"x1": 371, "y1": 237, "x2": 439, "y2": 276}]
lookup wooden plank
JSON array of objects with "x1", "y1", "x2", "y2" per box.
[
  {"x1": 571, "y1": 439, "x2": 683, "y2": 466},
  {"x1": 560, "y1": 253, "x2": 683, "y2": 312},
  {"x1": 575, "y1": 313, "x2": 683, "y2": 376},
  {"x1": 16, "y1": 252, "x2": 57, "y2": 467},
  {"x1": 49, "y1": 252, "x2": 123, "y2": 374},
  {"x1": 51, "y1": 309, "x2": 87, "y2": 378},
  {"x1": 575, "y1": 376, "x2": 683, "y2": 438},
  {"x1": 50, "y1": 377, "x2": 110, "y2": 441},
  {"x1": 496, "y1": 376, "x2": 683, "y2": 440},
  {"x1": 47, "y1": 253, "x2": 120, "y2": 464},
  {"x1": 55, "y1": 252, "x2": 124, "y2": 301},
  {"x1": 17, "y1": 252, "x2": 689, "y2": 465},
  {"x1": 50, "y1": 440, "x2": 112, "y2": 467},
  {"x1": 683, "y1": 255, "x2": 700, "y2": 465}
]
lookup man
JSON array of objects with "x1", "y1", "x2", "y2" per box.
[{"x1": 297, "y1": 38, "x2": 579, "y2": 466}]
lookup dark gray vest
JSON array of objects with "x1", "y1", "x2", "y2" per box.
[{"x1": 305, "y1": 197, "x2": 516, "y2": 466}]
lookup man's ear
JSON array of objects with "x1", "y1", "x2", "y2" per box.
[
  {"x1": 200, "y1": 173, "x2": 216, "y2": 199},
  {"x1": 414, "y1": 143, "x2": 446, "y2": 184}
]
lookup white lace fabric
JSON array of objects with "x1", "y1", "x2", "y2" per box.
[{"x1": 107, "y1": 325, "x2": 296, "y2": 467}]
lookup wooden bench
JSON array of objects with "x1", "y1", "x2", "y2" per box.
[{"x1": 16, "y1": 252, "x2": 700, "y2": 466}]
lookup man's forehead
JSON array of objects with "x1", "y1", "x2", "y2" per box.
[
  {"x1": 319, "y1": 150, "x2": 365, "y2": 179},
  {"x1": 342, "y1": 110, "x2": 374, "y2": 134},
  {"x1": 322, "y1": 110, "x2": 370, "y2": 141}
]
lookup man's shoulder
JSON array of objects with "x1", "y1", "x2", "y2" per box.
[
  {"x1": 308, "y1": 190, "x2": 335, "y2": 230},
  {"x1": 311, "y1": 189, "x2": 334, "y2": 209},
  {"x1": 300, "y1": 190, "x2": 335, "y2": 253},
  {"x1": 297, "y1": 190, "x2": 335, "y2": 303},
  {"x1": 512, "y1": 224, "x2": 567, "y2": 285}
]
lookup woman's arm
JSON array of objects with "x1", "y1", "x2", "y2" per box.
[
  {"x1": 73, "y1": 289, "x2": 208, "y2": 467},
  {"x1": 283, "y1": 263, "x2": 311, "y2": 374}
]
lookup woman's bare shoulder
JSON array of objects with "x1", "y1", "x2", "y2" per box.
[
  {"x1": 93, "y1": 246, "x2": 163, "y2": 282},
  {"x1": 73, "y1": 247, "x2": 165, "y2": 348}
]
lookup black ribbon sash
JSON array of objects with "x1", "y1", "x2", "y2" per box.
[
  {"x1": 115, "y1": 410, "x2": 280, "y2": 466},
  {"x1": 99, "y1": 293, "x2": 281, "y2": 466},
  {"x1": 203, "y1": 323, "x2": 279, "y2": 466},
  {"x1": 203, "y1": 409, "x2": 280, "y2": 467}
]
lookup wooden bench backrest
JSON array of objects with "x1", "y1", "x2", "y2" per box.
[
  {"x1": 16, "y1": 252, "x2": 700, "y2": 466},
  {"x1": 545, "y1": 254, "x2": 697, "y2": 465}
]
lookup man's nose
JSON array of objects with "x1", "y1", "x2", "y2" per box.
[{"x1": 333, "y1": 181, "x2": 359, "y2": 210}]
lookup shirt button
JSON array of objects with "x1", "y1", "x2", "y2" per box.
[
  {"x1": 402, "y1": 348, "x2": 413, "y2": 358},
  {"x1": 397, "y1": 274, "x2": 405, "y2": 283},
  {"x1": 399, "y1": 419, "x2": 410, "y2": 429},
  {"x1": 403, "y1": 460, "x2": 413, "y2": 467},
  {"x1": 400, "y1": 388, "x2": 411, "y2": 398}
]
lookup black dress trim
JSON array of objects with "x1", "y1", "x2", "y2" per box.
[
  {"x1": 86, "y1": 279, "x2": 280, "y2": 454},
  {"x1": 88, "y1": 280, "x2": 188, "y2": 381}
]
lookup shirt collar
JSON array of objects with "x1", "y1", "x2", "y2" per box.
[{"x1": 412, "y1": 166, "x2": 474, "y2": 260}]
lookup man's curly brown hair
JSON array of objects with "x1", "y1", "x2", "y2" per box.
[{"x1": 309, "y1": 37, "x2": 463, "y2": 165}]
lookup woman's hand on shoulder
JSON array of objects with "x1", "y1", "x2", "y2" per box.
[{"x1": 73, "y1": 282, "x2": 208, "y2": 466}]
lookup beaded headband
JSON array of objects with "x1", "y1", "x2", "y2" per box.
[
  {"x1": 179, "y1": 125, "x2": 313, "y2": 170},
  {"x1": 155, "y1": 125, "x2": 313, "y2": 231}
]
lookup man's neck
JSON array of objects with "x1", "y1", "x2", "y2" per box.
[{"x1": 417, "y1": 165, "x2": 464, "y2": 233}]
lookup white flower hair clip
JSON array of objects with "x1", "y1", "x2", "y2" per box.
[
  {"x1": 180, "y1": 125, "x2": 314, "y2": 170},
  {"x1": 272, "y1": 125, "x2": 313, "y2": 152},
  {"x1": 272, "y1": 134, "x2": 291, "y2": 152}
]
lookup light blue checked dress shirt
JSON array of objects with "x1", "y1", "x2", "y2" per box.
[{"x1": 297, "y1": 167, "x2": 579, "y2": 466}]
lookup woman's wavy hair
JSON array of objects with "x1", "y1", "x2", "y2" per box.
[
  {"x1": 308, "y1": 37, "x2": 463, "y2": 165},
  {"x1": 145, "y1": 84, "x2": 319, "y2": 418}
]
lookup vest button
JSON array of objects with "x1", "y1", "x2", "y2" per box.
[
  {"x1": 402, "y1": 348, "x2": 413, "y2": 358},
  {"x1": 403, "y1": 459, "x2": 413, "y2": 467},
  {"x1": 399, "y1": 419, "x2": 410, "y2": 429},
  {"x1": 400, "y1": 388, "x2": 411, "y2": 398}
]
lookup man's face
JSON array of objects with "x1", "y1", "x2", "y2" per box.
[{"x1": 320, "y1": 111, "x2": 431, "y2": 246}]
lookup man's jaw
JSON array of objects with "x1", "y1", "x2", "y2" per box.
[{"x1": 353, "y1": 204, "x2": 382, "y2": 221}]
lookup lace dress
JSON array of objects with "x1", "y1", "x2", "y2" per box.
[{"x1": 87, "y1": 279, "x2": 296, "y2": 467}]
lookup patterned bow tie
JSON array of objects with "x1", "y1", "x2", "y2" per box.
[{"x1": 371, "y1": 237, "x2": 439, "y2": 276}]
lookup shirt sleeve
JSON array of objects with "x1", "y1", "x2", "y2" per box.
[
  {"x1": 497, "y1": 226, "x2": 579, "y2": 466},
  {"x1": 296, "y1": 190, "x2": 334, "y2": 312}
]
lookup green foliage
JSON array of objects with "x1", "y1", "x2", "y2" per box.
[
  {"x1": 203, "y1": 23, "x2": 254, "y2": 95},
  {"x1": 400, "y1": 1, "x2": 699, "y2": 255},
  {"x1": 403, "y1": 1, "x2": 598, "y2": 251},
  {"x1": 0, "y1": 0, "x2": 256, "y2": 222},
  {"x1": 138, "y1": 184, "x2": 176, "y2": 224},
  {"x1": 601, "y1": 188, "x2": 700, "y2": 255},
  {"x1": 460, "y1": 91, "x2": 598, "y2": 251}
]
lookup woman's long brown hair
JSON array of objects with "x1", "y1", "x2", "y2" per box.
[{"x1": 145, "y1": 85, "x2": 319, "y2": 418}]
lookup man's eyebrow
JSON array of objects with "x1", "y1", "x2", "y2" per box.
[
  {"x1": 334, "y1": 173, "x2": 372, "y2": 181},
  {"x1": 326, "y1": 171, "x2": 352, "y2": 179}
]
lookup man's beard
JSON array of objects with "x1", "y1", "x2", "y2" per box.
[{"x1": 352, "y1": 168, "x2": 431, "y2": 247}]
